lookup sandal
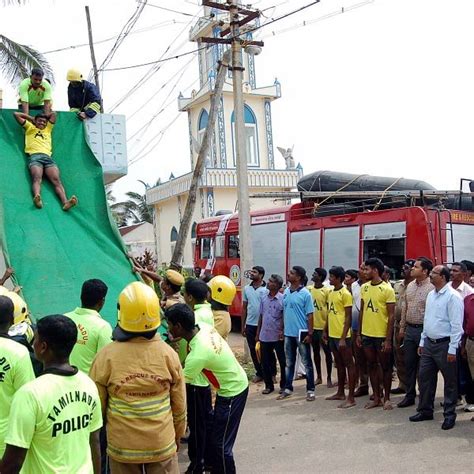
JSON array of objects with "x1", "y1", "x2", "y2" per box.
[{"x1": 262, "y1": 388, "x2": 274, "y2": 395}]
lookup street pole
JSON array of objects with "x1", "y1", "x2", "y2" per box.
[
  {"x1": 230, "y1": 0, "x2": 254, "y2": 285},
  {"x1": 85, "y1": 6, "x2": 102, "y2": 110}
]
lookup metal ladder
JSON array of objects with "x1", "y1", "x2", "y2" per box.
[{"x1": 436, "y1": 209, "x2": 455, "y2": 265}]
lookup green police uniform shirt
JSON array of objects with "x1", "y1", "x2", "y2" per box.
[
  {"x1": 179, "y1": 303, "x2": 214, "y2": 387},
  {"x1": 184, "y1": 325, "x2": 248, "y2": 398},
  {"x1": 18, "y1": 78, "x2": 52, "y2": 106},
  {"x1": 65, "y1": 307, "x2": 113, "y2": 374},
  {"x1": 0, "y1": 336, "x2": 35, "y2": 457},
  {"x1": 5, "y1": 368, "x2": 102, "y2": 474}
]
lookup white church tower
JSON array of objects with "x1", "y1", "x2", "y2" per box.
[{"x1": 147, "y1": 2, "x2": 302, "y2": 266}]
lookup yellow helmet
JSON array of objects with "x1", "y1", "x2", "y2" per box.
[
  {"x1": 0, "y1": 286, "x2": 9, "y2": 296},
  {"x1": 5, "y1": 292, "x2": 29, "y2": 325},
  {"x1": 208, "y1": 275, "x2": 236, "y2": 306},
  {"x1": 117, "y1": 282, "x2": 160, "y2": 334},
  {"x1": 66, "y1": 68, "x2": 83, "y2": 82}
]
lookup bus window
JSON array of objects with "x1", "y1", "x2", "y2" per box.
[
  {"x1": 215, "y1": 235, "x2": 225, "y2": 258},
  {"x1": 228, "y1": 235, "x2": 240, "y2": 258},
  {"x1": 201, "y1": 237, "x2": 212, "y2": 259}
]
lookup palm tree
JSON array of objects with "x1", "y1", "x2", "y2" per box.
[
  {"x1": 113, "y1": 180, "x2": 161, "y2": 225},
  {"x1": 1, "y1": 1, "x2": 54, "y2": 86}
]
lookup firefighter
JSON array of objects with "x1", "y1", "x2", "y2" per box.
[
  {"x1": 66, "y1": 69, "x2": 102, "y2": 120},
  {"x1": 6, "y1": 292, "x2": 42, "y2": 376},
  {"x1": 208, "y1": 275, "x2": 236, "y2": 341},
  {"x1": 90, "y1": 282, "x2": 186, "y2": 473}
]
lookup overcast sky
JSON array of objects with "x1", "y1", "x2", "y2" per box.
[{"x1": 1, "y1": 0, "x2": 473, "y2": 200}]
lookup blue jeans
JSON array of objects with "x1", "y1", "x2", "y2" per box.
[{"x1": 284, "y1": 336, "x2": 315, "y2": 392}]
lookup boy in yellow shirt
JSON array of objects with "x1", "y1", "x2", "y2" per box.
[
  {"x1": 323, "y1": 266, "x2": 356, "y2": 408},
  {"x1": 356, "y1": 257, "x2": 396, "y2": 411},
  {"x1": 13, "y1": 112, "x2": 77, "y2": 211},
  {"x1": 308, "y1": 268, "x2": 334, "y2": 387}
]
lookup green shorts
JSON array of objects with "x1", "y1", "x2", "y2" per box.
[{"x1": 28, "y1": 153, "x2": 57, "y2": 169}]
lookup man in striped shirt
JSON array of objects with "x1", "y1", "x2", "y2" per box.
[{"x1": 397, "y1": 257, "x2": 434, "y2": 408}]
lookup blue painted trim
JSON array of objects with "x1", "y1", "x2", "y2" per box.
[
  {"x1": 217, "y1": 97, "x2": 227, "y2": 168},
  {"x1": 188, "y1": 110, "x2": 193, "y2": 168},
  {"x1": 264, "y1": 100, "x2": 275, "y2": 169}
]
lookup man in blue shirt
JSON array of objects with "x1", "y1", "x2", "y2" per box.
[
  {"x1": 278, "y1": 266, "x2": 315, "y2": 401},
  {"x1": 242, "y1": 266, "x2": 269, "y2": 383},
  {"x1": 409, "y1": 265, "x2": 464, "y2": 430}
]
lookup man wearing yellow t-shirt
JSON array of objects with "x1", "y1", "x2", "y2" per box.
[
  {"x1": 18, "y1": 68, "x2": 52, "y2": 115},
  {"x1": 323, "y1": 267, "x2": 356, "y2": 408},
  {"x1": 308, "y1": 268, "x2": 333, "y2": 387},
  {"x1": 167, "y1": 304, "x2": 249, "y2": 474},
  {"x1": 13, "y1": 111, "x2": 77, "y2": 211},
  {"x1": 65, "y1": 279, "x2": 112, "y2": 374},
  {"x1": 357, "y1": 257, "x2": 396, "y2": 410},
  {"x1": 2, "y1": 315, "x2": 102, "y2": 474},
  {"x1": 0, "y1": 296, "x2": 35, "y2": 458}
]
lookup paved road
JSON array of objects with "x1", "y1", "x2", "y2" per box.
[{"x1": 179, "y1": 334, "x2": 474, "y2": 473}]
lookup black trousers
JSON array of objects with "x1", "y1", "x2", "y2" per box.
[
  {"x1": 404, "y1": 325, "x2": 423, "y2": 402},
  {"x1": 210, "y1": 388, "x2": 249, "y2": 474},
  {"x1": 418, "y1": 339, "x2": 458, "y2": 421},
  {"x1": 261, "y1": 340, "x2": 286, "y2": 391},
  {"x1": 246, "y1": 324, "x2": 272, "y2": 378},
  {"x1": 186, "y1": 384, "x2": 213, "y2": 473}
]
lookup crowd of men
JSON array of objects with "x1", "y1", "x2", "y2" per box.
[
  {"x1": 243, "y1": 258, "x2": 474, "y2": 430},
  {"x1": 0, "y1": 271, "x2": 247, "y2": 474}
]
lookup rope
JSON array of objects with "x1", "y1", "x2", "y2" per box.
[
  {"x1": 313, "y1": 174, "x2": 367, "y2": 210},
  {"x1": 372, "y1": 177, "x2": 403, "y2": 211}
]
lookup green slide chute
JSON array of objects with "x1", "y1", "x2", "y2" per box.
[{"x1": 0, "y1": 109, "x2": 138, "y2": 325}]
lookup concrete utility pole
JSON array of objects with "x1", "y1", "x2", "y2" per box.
[
  {"x1": 85, "y1": 6, "x2": 102, "y2": 108},
  {"x1": 230, "y1": 0, "x2": 254, "y2": 282},
  {"x1": 201, "y1": 0, "x2": 263, "y2": 281},
  {"x1": 170, "y1": 50, "x2": 232, "y2": 269}
]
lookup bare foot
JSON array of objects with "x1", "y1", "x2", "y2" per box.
[
  {"x1": 33, "y1": 195, "x2": 43, "y2": 209},
  {"x1": 327, "y1": 380, "x2": 336, "y2": 388},
  {"x1": 365, "y1": 400, "x2": 383, "y2": 409},
  {"x1": 326, "y1": 393, "x2": 346, "y2": 401},
  {"x1": 383, "y1": 400, "x2": 393, "y2": 411},
  {"x1": 315, "y1": 378, "x2": 323, "y2": 386},
  {"x1": 338, "y1": 400, "x2": 356, "y2": 409},
  {"x1": 63, "y1": 196, "x2": 78, "y2": 211}
]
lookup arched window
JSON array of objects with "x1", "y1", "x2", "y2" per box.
[
  {"x1": 170, "y1": 226, "x2": 178, "y2": 242},
  {"x1": 191, "y1": 222, "x2": 197, "y2": 239},
  {"x1": 231, "y1": 104, "x2": 259, "y2": 166},
  {"x1": 197, "y1": 109, "x2": 211, "y2": 165}
]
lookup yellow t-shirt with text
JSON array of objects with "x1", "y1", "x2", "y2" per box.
[
  {"x1": 0, "y1": 337, "x2": 35, "y2": 457},
  {"x1": 5, "y1": 369, "x2": 102, "y2": 474},
  {"x1": 361, "y1": 281, "x2": 396, "y2": 337},
  {"x1": 327, "y1": 287, "x2": 353, "y2": 338},
  {"x1": 23, "y1": 121, "x2": 53, "y2": 156},
  {"x1": 308, "y1": 286, "x2": 331, "y2": 330}
]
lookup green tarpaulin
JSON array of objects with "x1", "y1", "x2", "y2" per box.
[{"x1": 0, "y1": 109, "x2": 138, "y2": 325}]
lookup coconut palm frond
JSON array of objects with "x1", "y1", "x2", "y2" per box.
[{"x1": 0, "y1": 34, "x2": 55, "y2": 87}]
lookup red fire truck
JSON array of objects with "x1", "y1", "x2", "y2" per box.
[{"x1": 195, "y1": 175, "x2": 474, "y2": 317}]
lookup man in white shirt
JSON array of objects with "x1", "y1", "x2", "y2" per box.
[{"x1": 449, "y1": 262, "x2": 474, "y2": 299}]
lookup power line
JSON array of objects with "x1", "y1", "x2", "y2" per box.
[
  {"x1": 140, "y1": 1, "x2": 196, "y2": 18},
  {"x1": 102, "y1": 0, "x2": 323, "y2": 73},
  {"x1": 41, "y1": 20, "x2": 184, "y2": 55}
]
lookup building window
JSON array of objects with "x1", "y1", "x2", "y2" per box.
[
  {"x1": 231, "y1": 105, "x2": 259, "y2": 167},
  {"x1": 197, "y1": 109, "x2": 210, "y2": 165},
  {"x1": 170, "y1": 226, "x2": 178, "y2": 256}
]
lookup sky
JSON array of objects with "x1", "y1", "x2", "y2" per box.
[{"x1": 1, "y1": 0, "x2": 473, "y2": 201}]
